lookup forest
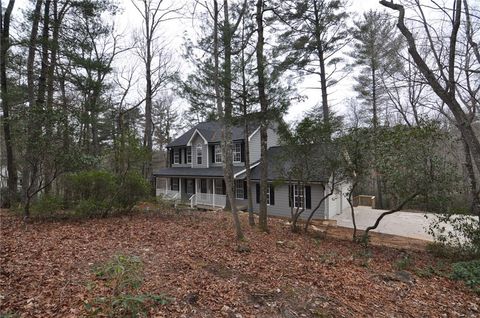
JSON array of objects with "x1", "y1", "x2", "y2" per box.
[{"x1": 1, "y1": 0, "x2": 480, "y2": 316}]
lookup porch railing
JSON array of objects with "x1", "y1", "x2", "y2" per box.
[
  {"x1": 194, "y1": 193, "x2": 226, "y2": 208},
  {"x1": 156, "y1": 189, "x2": 180, "y2": 200}
]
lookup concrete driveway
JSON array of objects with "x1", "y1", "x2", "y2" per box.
[{"x1": 332, "y1": 206, "x2": 439, "y2": 241}]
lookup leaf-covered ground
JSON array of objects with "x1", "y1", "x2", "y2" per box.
[{"x1": 1, "y1": 208, "x2": 479, "y2": 317}]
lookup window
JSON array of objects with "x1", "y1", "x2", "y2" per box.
[
  {"x1": 267, "y1": 184, "x2": 273, "y2": 206},
  {"x1": 173, "y1": 149, "x2": 180, "y2": 164},
  {"x1": 235, "y1": 180, "x2": 244, "y2": 199},
  {"x1": 294, "y1": 185, "x2": 304, "y2": 208},
  {"x1": 186, "y1": 147, "x2": 192, "y2": 163},
  {"x1": 171, "y1": 178, "x2": 179, "y2": 191},
  {"x1": 233, "y1": 143, "x2": 242, "y2": 162},
  {"x1": 214, "y1": 144, "x2": 222, "y2": 163},
  {"x1": 215, "y1": 179, "x2": 224, "y2": 195},
  {"x1": 196, "y1": 145, "x2": 203, "y2": 164}
]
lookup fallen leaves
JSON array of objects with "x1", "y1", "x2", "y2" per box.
[{"x1": 0, "y1": 208, "x2": 479, "y2": 317}]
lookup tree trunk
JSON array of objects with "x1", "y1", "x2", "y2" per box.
[
  {"x1": 363, "y1": 191, "x2": 419, "y2": 242},
  {"x1": 23, "y1": 0, "x2": 43, "y2": 204},
  {"x1": 222, "y1": 0, "x2": 244, "y2": 240},
  {"x1": 312, "y1": 0, "x2": 329, "y2": 124},
  {"x1": 381, "y1": 0, "x2": 480, "y2": 191},
  {"x1": 256, "y1": 0, "x2": 268, "y2": 232},
  {"x1": 45, "y1": 0, "x2": 62, "y2": 194},
  {"x1": 347, "y1": 182, "x2": 358, "y2": 240},
  {"x1": 462, "y1": 137, "x2": 480, "y2": 217},
  {"x1": 0, "y1": 0, "x2": 17, "y2": 208}
]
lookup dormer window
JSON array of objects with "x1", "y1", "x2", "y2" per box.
[
  {"x1": 173, "y1": 149, "x2": 180, "y2": 164},
  {"x1": 233, "y1": 143, "x2": 242, "y2": 163},
  {"x1": 196, "y1": 144, "x2": 203, "y2": 164},
  {"x1": 214, "y1": 144, "x2": 222, "y2": 163}
]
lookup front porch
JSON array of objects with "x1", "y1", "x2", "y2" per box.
[{"x1": 156, "y1": 177, "x2": 227, "y2": 209}]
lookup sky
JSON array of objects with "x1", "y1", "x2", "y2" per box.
[
  {"x1": 12, "y1": 0, "x2": 384, "y2": 124},
  {"x1": 117, "y1": 0, "x2": 384, "y2": 123}
]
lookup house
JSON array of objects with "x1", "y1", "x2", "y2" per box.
[{"x1": 153, "y1": 120, "x2": 349, "y2": 220}]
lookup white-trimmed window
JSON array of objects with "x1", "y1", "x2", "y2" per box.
[
  {"x1": 196, "y1": 144, "x2": 203, "y2": 164},
  {"x1": 186, "y1": 147, "x2": 192, "y2": 163},
  {"x1": 233, "y1": 143, "x2": 242, "y2": 162},
  {"x1": 214, "y1": 144, "x2": 222, "y2": 163},
  {"x1": 173, "y1": 149, "x2": 180, "y2": 164},
  {"x1": 294, "y1": 185, "x2": 304, "y2": 208},
  {"x1": 235, "y1": 180, "x2": 244, "y2": 199}
]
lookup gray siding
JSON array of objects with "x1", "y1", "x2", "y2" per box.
[
  {"x1": 249, "y1": 126, "x2": 280, "y2": 163},
  {"x1": 236, "y1": 182, "x2": 326, "y2": 220},
  {"x1": 191, "y1": 134, "x2": 208, "y2": 168}
]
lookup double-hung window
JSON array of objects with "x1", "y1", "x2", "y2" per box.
[
  {"x1": 232, "y1": 143, "x2": 242, "y2": 162},
  {"x1": 196, "y1": 145, "x2": 203, "y2": 164},
  {"x1": 235, "y1": 180, "x2": 244, "y2": 199},
  {"x1": 186, "y1": 147, "x2": 192, "y2": 164},
  {"x1": 214, "y1": 144, "x2": 222, "y2": 163},
  {"x1": 173, "y1": 149, "x2": 180, "y2": 164},
  {"x1": 293, "y1": 185, "x2": 304, "y2": 208}
]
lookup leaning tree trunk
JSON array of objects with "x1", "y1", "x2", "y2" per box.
[{"x1": 381, "y1": 0, "x2": 480, "y2": 199}]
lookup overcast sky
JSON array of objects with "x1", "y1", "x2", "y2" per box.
[{"x1": 13, "y1": 0, "x2": 385, "y2": 123}]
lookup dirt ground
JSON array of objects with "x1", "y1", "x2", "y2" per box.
[{"x1": 1, "y1": 208, "x2": 479, "y2": 317}]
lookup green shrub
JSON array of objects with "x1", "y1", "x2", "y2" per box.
[
  {"x1": 115, "y1": 172, "x2": 150, "y2": 211},
  {"x1": 30, "y1": 195, "x2": 64, "y2": 217},
  {"x1": 67, "y1": 170, "x2": 149, "y2": 217},
  {"x1": 85, "y1": 254, "x2": 170, "y2": 317},
  {"x1": 451, "y1": 260, "x2": 480, "y2": 294},
  {"x1": 394, "y1": 254, "x2": 413, "y2": 271},
  {"x1": 93, "y1": 254, "x2": 143, "y2": 295}
]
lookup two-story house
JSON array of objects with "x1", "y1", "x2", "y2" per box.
[{"x1": 153, "y1": 120, "x2": 349, "y2": 220}]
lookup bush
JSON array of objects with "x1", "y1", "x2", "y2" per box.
[
  {"x1": 67, "y1": 170, "x2": 149, "y2": 217},
  {"x1": 116, "y1": 172, "x2": 150, "y2": 211},
  {"x1": 85, "y1": 254, "x2": 170, "y2": 317},
  {"x1": 451, "y1": 260, "x2": 480, "y2": 294},
  {"x1": 428, "y1": 214, "x2": 480, "y2": 260},
  {"x1": 29, "y1": 195, "x2": 64, "y2": 218}
]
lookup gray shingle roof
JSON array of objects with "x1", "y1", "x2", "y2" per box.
[
  {"x1": 247, "y1": 146, "x2": 329, "y2": 182},
  {"x1": 166, "y1": 121, "x2": 259, "y2": 147},
  {"x1": 153, "y1": 166, "x2": 244, "y2": 177}
]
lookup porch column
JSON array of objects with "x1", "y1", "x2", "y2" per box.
[
  {"x1": 165, "y1": 178, "x2": 168, "y2": 193},
  {"x1": 212, "y1": 179, "x2": 216, "y2": 207}
]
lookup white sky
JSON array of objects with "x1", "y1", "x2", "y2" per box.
[{"x1": 12, "y1": 0, "x2": 384, "y2": 124}]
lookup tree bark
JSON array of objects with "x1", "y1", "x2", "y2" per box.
[
  {"x1": 0, "y1": 0, "x2": 17, "y2": 207},
  {"x1": 312, "y1": 0, "x2": 329, "y2": 124},
  {"x1": 256, "y1": 0, "x2": 268, "y2": 232},
  {"x1": 461, "y1": 137, "x2": 480, "y2": 217},
  {"x1": 222, "y1": 0, "x2": 244, "y2": 240},
  {"x1": 23, "y1": 0, "x2": 43, "y2": 204},
  {"x1": 363, "y1": 191, "x2": 419, "y2": 242}
]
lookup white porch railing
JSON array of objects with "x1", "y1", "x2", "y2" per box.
[
  {"x1": 156, "y1": 189, "x2": 180, "y2": 200},
  {"x1": 192, "y1": 193, "x2": 226, "y2": 208}
]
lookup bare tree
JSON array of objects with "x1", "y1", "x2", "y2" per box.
[
  {"x1": 380, "y1": 0, "x2": 480, "y2": 220},
  {"x1": 131, "y1": 0, "x2": 180, "y2": 182}
]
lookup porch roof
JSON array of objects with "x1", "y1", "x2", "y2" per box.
[{"x1": 153, "y1": 166, "x2": 244, "y2": 178}]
